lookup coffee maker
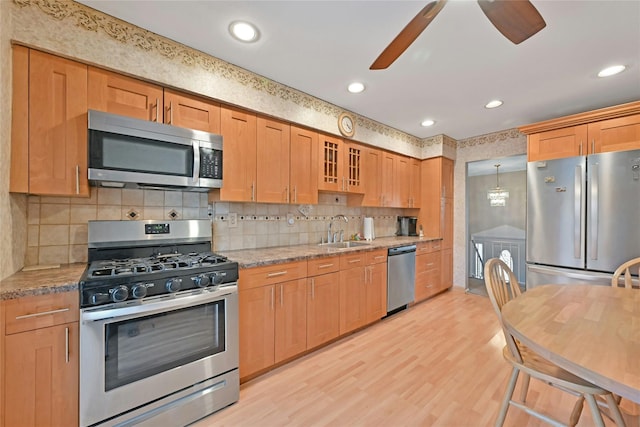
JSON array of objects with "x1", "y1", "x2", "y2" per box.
[{"x1": 396, "y1": 216, "x2": 418, "y2": 236}]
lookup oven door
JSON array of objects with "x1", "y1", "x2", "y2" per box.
[{"x1": 80, "y1": 286, "x2": 238, "y2": 427}]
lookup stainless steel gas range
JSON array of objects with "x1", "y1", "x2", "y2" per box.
[{"x1": 79, "y1": 219, "x2": 239, "y2": 427}]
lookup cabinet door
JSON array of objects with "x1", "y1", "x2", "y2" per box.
[
  {"x1": 441, "y1": 248, "x2": 453, "y2": 290},
  {"x1": 290, "y1": 126, "x2": 319, "y2": 204},
  {"x1": 415, "y1": 252, "x2": 441, "y2": 302},
  {"x1": 441, "y1": 157, "x2": 454, "y2": 199},
  {"x1": 365, "y1": 263, "x2": 387, "y2": 324},
  {"x1": 344, "y1": 142, "x2": 363, "y2": 193},
  {"x1": 307, "y1": 272, "x2": 340, "y2": 349},
  {"x1": 362, "y1": 147, "x2": 382, "y2": 206},
  {"x1": 274, "y1": 279, "x2": 307, "y2": 363},
  {"x1": 393, "y1": 154, "x2": 410, "y2": 207},
  {"x1": 339, "y1": 266, "x2": 366, "y2": 334},
  {"x1": 419, "y1": 157, "x2": 442, "y2": 238},
  {"x1": 409, "y1": 158, "x2": 421, "y2": 208},
  {"x1": 527, "y1": 125, "x2": 588, "y2": 161},
  {"x1": 88, "y1": 67, "x2": 163, "y2": 122},
  {"x1": 589, "y1": 113, "x2": 640, "y2": 153},
  {"x1": 163, "y1": 88, "x2": 221, "y2": 133},
  {"x1": 220, "y1": 106, "x2": 257, "y2": 201},
  {"x1": 29, "y1": 50, "x2": 89, "y2": 196},
  {"x1": 4, "y1": 323, "x2": 78, "y2": 427},
  {"x1": 442, "y1": 198, "x2": 453, "y2": 250},
  {"x1": 318, "y1": 134, "x2": 343, "y2": 191},
  {"x1": 381, "y1": 151, "x2": 395, "y2": 207},
  {"x1": 239, "y1": 286, "x2": 274, "y2": 378},
  {"x1": 10, "y1": 46, "x2": 29, "y2": 193},
  {"x1": 257, "y1": 117, "x2": 290, "y2": 203}
]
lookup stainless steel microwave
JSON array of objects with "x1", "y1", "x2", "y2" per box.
[{"x1": 88, "y1": 110, "x2": 222, "y2": 192}]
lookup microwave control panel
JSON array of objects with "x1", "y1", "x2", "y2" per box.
[{"x1": 200, "y1": 148, "x2": 222, "y2": 179}]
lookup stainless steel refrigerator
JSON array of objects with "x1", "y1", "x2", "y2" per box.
[{"x1": 526, "y1": 148, "x2": 640, "y2": 288}]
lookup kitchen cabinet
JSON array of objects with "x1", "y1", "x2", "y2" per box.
[
  {"x1": 364, "y1": 250, "x2": 388, "y2": 324},
  {"x1": 393, "y1": 154, "x2": 411, "y2": 208},
  {"x1": 256, "y1": 117, "x2": 291, "y2": 203},
  {"x1": 10, "y1": 47, "x2": 89, "y2": 196},
  {"x1": 520, "y1": 101, "x2": 640, "y2": 161},
  {"x1": 219, "y1": 106, "x2": 258, "y2": 202},
  {"x1": 380, "y1": 150, "x2": 395, "y2": 207},
  {"x1": 1, "y1": 291, "x2": 79, "y2": 427},
  {"x1": 307, "y1": 256, "x2": 340, "y2": 349},
  {"x1": 318, "y1": 135, "x2": 363, "y2": 193},
  {"x1": 290, "y1": 126, "x2": 319, "y2": 204},
  {"x1": 238, "y1": 261, "x2": 307, "y2": 379},
  {"x1": 339, "y1": 252, "x2": 367, "y2": 334},
  {"x1": 361, "y1": 146, "x2": 383, "y2": 206},
  {"x1": 415, "y1": 241, "x2": 442, "y2": 302},
  {"x1": 88, "y1": 68, "x2": 221, "y2": 133},
  {"x1": 409, "y1": 158, "x2": 421, "y2": 208}
]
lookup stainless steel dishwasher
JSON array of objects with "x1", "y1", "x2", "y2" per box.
[{"x1": 387, "y1": 244, "x2": 416, "y2": 314}]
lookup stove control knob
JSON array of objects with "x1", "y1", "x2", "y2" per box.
[
  {"x1": 211, "y1": 271, "x2": 226, "y2": 285},
  {"x1": 110, "y1": 285, "x2": 129, "y2": 303},
  {"x1": 131, "y1": 283, "x2": 147, "y2": 299},
  {"x1": 193, "y1": 274, "x2": 210, "y2": 288},
  {"x1": 166, "y1": 278, "x2": 182, "y2": 293}
]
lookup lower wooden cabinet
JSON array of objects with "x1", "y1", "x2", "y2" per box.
[
  {"x1": 274, "y1": 279, "x2": 307, "y2": 363},
  {"x1": 364, "y1": 251, "x2": 387, "y2": 324},
  {"x1": 239, "y1": 285, "x2": 275, "y2": 377},
  {"x1": 2, "y1": 292, "x2": 79, "y2": 427},
  {"x1": 307, "y1": 271, "x2": 340, "y2": 349},
  {"x1": 415, "y1": 241, "x2": 446, "y2": 302}
]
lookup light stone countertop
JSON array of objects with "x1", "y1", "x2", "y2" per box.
[{"x1": 0, "y1": 236, "x2": 441, "y2": 300}]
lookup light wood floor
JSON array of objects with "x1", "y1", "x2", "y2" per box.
[{"x1": 195, "y1": 288, "x2": 616, "y2": 427}]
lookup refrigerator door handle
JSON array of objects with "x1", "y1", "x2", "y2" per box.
[
  {"x1": 590, "y1": 163, "x2": 599, "y2": 260},
  {"x1": 574, "y1": 165, "x2": 583, "y2": 259}
]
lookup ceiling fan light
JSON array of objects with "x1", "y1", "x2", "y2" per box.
[
  {"x1": 485, "y1": 99, "x2": 503, "y2": 109},
  {"x1": 598, "y1": 65, "x2": 626, "y2": 77},
  {"x1": 421, "y1": 119, "x2": 435, "y2": 127},
  {"x1": 229, "y1": 21, "x2": 260, "y2": 43},
  {"x1": 347, "y1": 82, "x2": 365, "y2": 93}
]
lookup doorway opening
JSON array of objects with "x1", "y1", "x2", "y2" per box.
[{"x1": 466, "y1": 155, "x2": 526, "y2": 296}]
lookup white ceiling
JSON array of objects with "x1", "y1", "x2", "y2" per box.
[{"x1": 76, "y1": 0, "x2": 640, "y2": 141}]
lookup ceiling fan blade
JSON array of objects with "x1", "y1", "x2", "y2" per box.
[
  {"x1": 477, "y1": 0, "x2": 546, "y2": 45},
  {"x1": 370, "y1": 0, "x2": 447, "y2": 70}
]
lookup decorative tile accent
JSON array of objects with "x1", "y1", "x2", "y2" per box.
[{"x1": 126, "y1": 209, "x2": 140, "y2": 220}]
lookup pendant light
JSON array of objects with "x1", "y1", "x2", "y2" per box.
[{"x1": 487, "y1": 164, "x2": 509, "y2": 206}]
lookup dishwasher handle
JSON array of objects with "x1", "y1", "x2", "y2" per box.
[{"x1": 388, "y1": 245, "x2": 417, "y2": 256}]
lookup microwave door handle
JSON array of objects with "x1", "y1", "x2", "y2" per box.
[{"x1": 193, "y1": 141, "x2": 201, "y2": 185}]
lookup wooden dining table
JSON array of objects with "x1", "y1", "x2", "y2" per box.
[{"x1": 501, "y1": 284, "x2": 640, "y2": 404}]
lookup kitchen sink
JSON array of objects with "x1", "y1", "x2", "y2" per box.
[{"x1": 319, "y1": 241, "x2": 371, "y2": 249}]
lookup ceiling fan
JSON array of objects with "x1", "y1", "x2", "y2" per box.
[{"x1": 370, "y1": 0, "x2": 546, "y2": 70}]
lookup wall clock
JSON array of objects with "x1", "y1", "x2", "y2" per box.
[{"x1": 338, "y1": 112, "x2": 355, "y2": 137}]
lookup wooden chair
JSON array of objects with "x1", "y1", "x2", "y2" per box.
[
  {"x1": 484, "y1": 258, "x2": 626, "y2": 427},
  {"x1": 612, "y1": 257, "x2": 640, "y2": 289}
]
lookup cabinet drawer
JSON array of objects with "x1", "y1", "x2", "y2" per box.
[
  {"x1": 3, "y1": 291, "x2": 79, "y2": 335},
  {"x1": 240, "y1": 261, "x2": 308, "y2": 290},
  {"x1": 416, "y1": 252, "x2": 441, "y2": 274},
  {"x1": 416, "y1": 240, "x2": 441, "y2": 254},
  {"x1": 365, "y1": 249, "x2": 387, "y2": 265},
  {"x1": 339, "y1": 252, "x2": 366, "y2": 269},
  {"x1": 307, "y1": 256, "x2": 340, "y2": 276}
]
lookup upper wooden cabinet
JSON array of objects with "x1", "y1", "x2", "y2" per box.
[
  {"x1": 520, "y1": 101, "x2": 640, "y2": 161},
  {"x1": 419, "y1": 157, "x2": 453, "y2": 239},
  {"x1": 88, "y1": 68, "x2": 221, "y2": 133},
  {"x1": 88, "y1": 67, "x2": 164, "y2": 122},
  {"x1": 318, "y1": 135, "x2": 363, "y2": 193},
  {"x1": 361, "y1": 146, "x2": 383, "y2": 206},
  {"x1": 219, "y1": 106, "x2": 258, "y2": 202},
  {"x1": 393, "y1": 154, "x2": 411, "y2": 208},
  {"x1": 290, "y1": 126, "x2": 319, "y2": 204},
  {"x1": 409, "y1": 158, "x2": 421, "y2": 208},
  {"x1": 10, "y1": 47, "x2": 89, "y2": 197},
  {"x1": 256, "y1": 117, "x2": 291, "y2": 203}
]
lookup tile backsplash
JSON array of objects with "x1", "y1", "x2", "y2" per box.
[{"x1": 25, "y1": 189, "x2": 405, "y2": 266}]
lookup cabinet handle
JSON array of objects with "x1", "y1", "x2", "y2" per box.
[
  {"x1": 318, "y1": 263, "x2": 334, "y2": 269},
  {"x1": 294, "y1": 186, "x2": 297, "y2": 203},
  {"x1": 592, "y1": 139, "x2": 595, "y2": 154},
  {"x1": 153, "y1": 98, "x2": 160, "y2": 122},
  {"x1": 75, "y1": 165, "x2": 80, "y2": 195},
  {"x1": 579, "y1": 141, "x2": 583, "y2": 156},
  {"x1": 271, "y1": 287, "x2": 274, "y2": 310},
  {"x1": 280, "y1": 284, "x2": 284, "y2": 307},
  {"x1": 267, "y1": 271, "x2": 288, "y2": 278},
  {"x1": 15, "y1": 307, "x2": 69, "y2": 320},
  {"x1": 285, "y1": 186, "x2": 289, "y2": 203},
  {"x1": 168, "y1": 101, "x2": 174, "y2": 124},
  {"x1": 65, "y1": 327, "x2": 70, "y2": 364},
  {"x1": 251, "y1": 181, "x2": 255, "y2": 201},
  {"x1": 311, "y1": 278, "x2": 315, "y2": 299},
  {"x1": 374, "y1": 255, "x2": 385, "y2": 260},
  {"x1": 348, "y1": 259, "x2": 361, "y2": 264}
]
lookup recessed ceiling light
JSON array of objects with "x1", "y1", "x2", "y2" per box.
[
  {"x1": 421, "y1": 119, "x2": 435, "y2": 127},
  {"x1": 229, "y1": 21, "x2": 260, "y2": 43},
  {"x1": 598, "y1": 65, "x2": 626, "y2": 77},
  {"x1": 485, "y1": 100, "x2": 503, "y2": 109},
  {"x1": 347, "y1": 82, "x2": 365, "y2": 93}
]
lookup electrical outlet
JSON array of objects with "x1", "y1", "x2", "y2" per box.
[{"x1": 228, "y1": 212, "x2": 238, "y2": 228}]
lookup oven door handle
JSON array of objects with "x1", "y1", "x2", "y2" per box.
[{"x1": 81, "y1": 286, "x2": 237, "y2": 322}]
